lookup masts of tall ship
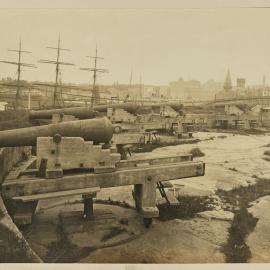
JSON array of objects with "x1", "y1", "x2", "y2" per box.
[
  {"x1": 79, "y1": 46, "x2": 108, "y2": 105},
  {"x1": 38, "y1": 35, "x2": 75, "y2": 108},
  {"x1": 0, "y1": 39, "x2": 36, "y2": 110},
  {"x1": 129, "y1": 69, "x2": 133, "y2": 87},
  {"x1": 139, "y1": 73, "x2": 143, "y2": 99},
  {"x1": 58, "y1": 70, "x2": 63, "y2": 104}
]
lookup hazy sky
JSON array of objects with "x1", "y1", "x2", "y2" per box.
[{"x1": 0, "y1": 1, "x2": 270, "y2": 86}]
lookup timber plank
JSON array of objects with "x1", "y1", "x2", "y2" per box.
[
  {"x1": 12, "y1": 187, "x2": 101, "y2": 202},
  {"x1": 5, "y1": 156, "x2": 36, "y2": 182},
  {"x1": 116, "y1": 155, "x2": 192, "y2": 168},
  {"x1": 165, "y1": 192, "x2": 180, "y2": 206}
]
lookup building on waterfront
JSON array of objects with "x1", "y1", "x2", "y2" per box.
[
  {"x1": 168, "y1": 78, "x2": 221, "y2": 101},
  {"x1": 215, "y1": 71, "x2": 270, "y2": 107}
]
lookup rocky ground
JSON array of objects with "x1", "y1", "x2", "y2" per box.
[
  {"x1": 19, "y1": 131, "x2": 270, "y2": 263},
  {"x1": 247, "y1": 196, "x2": 270, "y2": 263}
]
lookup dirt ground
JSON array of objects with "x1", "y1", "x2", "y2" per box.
[{"x1": 20, "y1": 131, "x2": 270, "y2": 263}]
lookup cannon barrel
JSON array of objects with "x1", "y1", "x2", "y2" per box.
[
  {"x1": 29, "y1": 101, "x2": 183, "y2": 120},
  {"x1": 0, "y1": 117, "x2": 113, "y2": 147},
  {"x1": 93, "y1": 101, "x2": 183, "y2": 113},
  {"x1": 29, "y1": 107, "x2": 98, "y2": 120}
]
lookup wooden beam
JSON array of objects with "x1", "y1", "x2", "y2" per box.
[
  {"x1": 5, "y1": 156, "x2": 36, "y2": 182},
  {"x1": 2, "y1": 161, "x2": 205, "y2": 199},
  {"x1": 18, "y1": 155, "x2": 193, "y2": 174},
  {"x1": 116, "y1": 155, "x2": 192, "y2": 169},
  {"x1": 12, "y1": 187, "x2": 101, "y2": 202}
]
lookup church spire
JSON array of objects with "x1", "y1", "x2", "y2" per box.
[{"x1": 223, "y1": 69, "x2": 232, "y2": 91}]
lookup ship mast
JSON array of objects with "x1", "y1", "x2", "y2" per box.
[
  {"x1": 0, "y1": 39, "x2": 36, "y2": 109},
  {"x1": 80, "y1": 46, "x2": 108, "y2": 105},
  {"x1": 38, "y1": 35, "x2": 74, "y2": 107}
]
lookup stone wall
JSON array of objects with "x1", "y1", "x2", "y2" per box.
[
  {"x1": 0, "y1": 146, "x2": 42, "y2": 263},
  {"x1": 0, "y1": 147, "x2": 31, "y2": 184}
]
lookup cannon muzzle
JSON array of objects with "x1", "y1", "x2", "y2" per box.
[{"x1": 0, "y1": 117, "x2": 113, "y2": 147}]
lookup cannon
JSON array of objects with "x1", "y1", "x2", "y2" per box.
[
  {"x1": 29, "y1": 106, "x2": 98, "y2": 120},
  {"x1": 93, "y1": 101, "x2": 183, "y2": 114},
  {"x1": 0, "y1": 117, "x2": 113, "y2": 147},
  {"x1": 29, "y1": 101, "x2": 183, "y2": 120},
  {"x1": 1, "y1": 115, "x2": 205, "y2": 228}
]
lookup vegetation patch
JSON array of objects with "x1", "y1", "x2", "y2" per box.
[
  {"x1": 262, "y1": 150, "x2": 270, "y2": 161},
  {"x1": 223, "y1": 207, "x2": 257, "y2": 263},
  {"x1": 217, "y1": 135, "x2": 227, "y2": 139},
  {"x1": 228, "y1": 167, "x2": 238, "y2": 172},
  {"x1": 44, "y1": 214, "x2": 95, "y2": 263},
  {"x1": 216, "y1": 178, "x2": 270, "y2": 263},
  {"x1": 101, "y1": 227, "x2": 127, "y2": 242},
  {"x1": 157, "y1": 196, "x2": 214, "y2": 221},
  {"x1": 203, "y1": 136, "x2": 215, "y2": 141},
  {"x1": 263, "y1": 143, "x2": 270, "y2": 147},
  {"x1": 189, "y1": 147, "x2": 205, "y2": 158}
]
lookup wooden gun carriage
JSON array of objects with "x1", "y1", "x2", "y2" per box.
[{"x1": 0, "y1": 117, "x2": 205, "y2": 227}]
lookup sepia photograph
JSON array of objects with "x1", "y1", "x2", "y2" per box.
[{"x1": 0, "y1": 0, "x2": 270, "y2": 267}]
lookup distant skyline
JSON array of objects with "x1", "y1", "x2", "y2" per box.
[{"x1": 0, "y1": 7, "x2": 270, "y2": 86}]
